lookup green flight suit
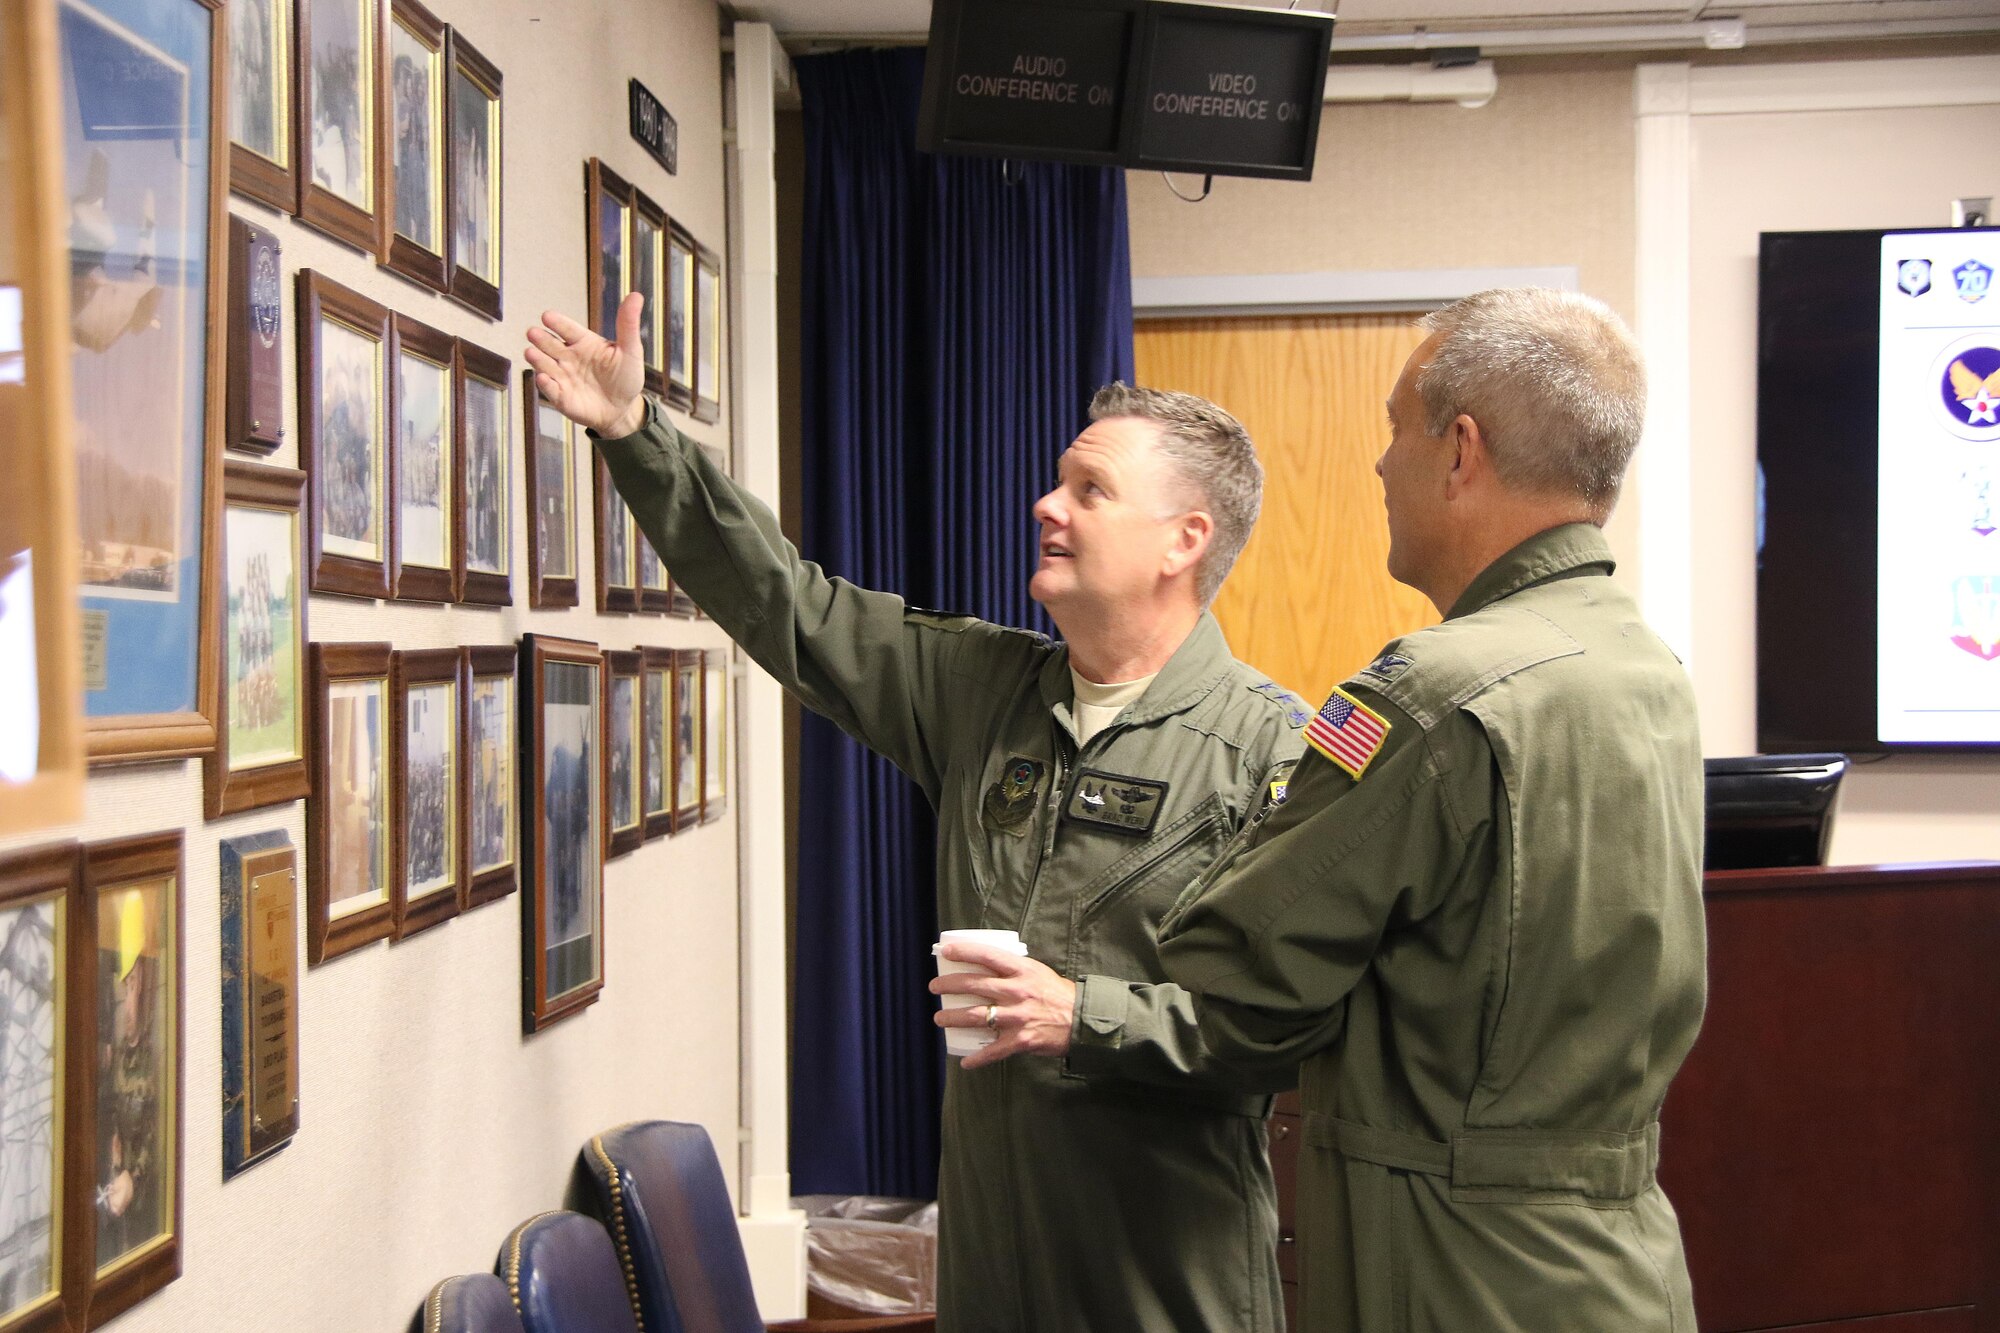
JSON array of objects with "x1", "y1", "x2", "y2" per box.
[
  {"x1": 1161, "y1": 524, "x2": 1707, "y2": 1332},
  {"x1": 598, "y1": 408, "x2": 1306, "y2": 1333}
]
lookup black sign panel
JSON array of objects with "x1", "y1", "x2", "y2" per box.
[
  {"x1": 1133, "y1": 6, "x2": 1330, "y2": 179},
  {"x1": 919, "y1": 0, "x2": 1140, "y2": 166},
  {"x1": 629, "y1": 78, "x2": 678, "y2": 175}
]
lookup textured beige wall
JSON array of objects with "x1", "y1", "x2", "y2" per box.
[{"x1": 0, "y1": 0, "x2": 742, "y2": 1327}]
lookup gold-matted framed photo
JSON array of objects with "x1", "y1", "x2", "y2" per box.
[
  {"x1": 592, "y1": 452, "x2": 636, "y2": 615},
  {"x1": 377, "y1": 0, "x2": 445, "y2": 291},
  {"x1": 631, "y1": 189, "x2": 664, "y2": 396},
  {"x1": 522, "y1": 370, "x2": 578, "y2": 609},
  {"x1": 0, "y1": 0, "x2": 86, "y2": 833},
  {"x1": 701, "y1": 648, "x2": 728, "y2": 821},
  {"x1": 227, "y1": 0, "x2": 296, "y2": 211},
  {"x1": 443, "y1": 27, "x2": 500, "y2": 319},
  {"x1": 391, "y1": 648, "x2": 461, "y2": 939},
  {"x1": 462, "y1": 644, "x2": 517, "y2": 909},
  {"x1": 692, "y1": 239, "x2": 723, "y2": 425},
  {"x1": 60, "y1": 0, "x2": 228, "y2": 768},
  {"x1": 664, "y1": 220, "x2": 694, "y2": 412},
  {"x1": 603, "y1": 650, "x2": 642, "y2": 858},
  {"x1": 670, "y1": 647, "x2": 703, "y2": 831},
  {"x1": 296, "y1": 0, "x2": 380, "y2": 251},
  {"x1": 71, "y1": 830, "x2": 183, "y2": 1326},
  {"x1": 298, "y1": 270, "x2": 391, "y2": 599},
  {"x1": 205, "y1": 461, "x2": 309, "y2": 819},
  {"x1": 306, "y1": 641, "x2": 393, "y2": 964},
  {"x1": 389, "y1": 313, "x2": 457, "y2": 603},
  {"x1": 639, "y1": 646, "x2": 671, "y2": 841},
  {"x1": 636, "y1": 526, "x2": 671, "y2": 615},
  {"x1": 455, "y1": 339, "x2": 510, "y2": 606},
  {"x1": 584, "y1": 158, "x2": 629, "y2": 344},
  {"x1": 521, "y1": 634, "x2": 604, "y2": 1033}
]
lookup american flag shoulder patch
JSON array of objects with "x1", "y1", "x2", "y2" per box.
[{"x1": 1304, "y1": 685, "x2": 1392, "y2": 780}]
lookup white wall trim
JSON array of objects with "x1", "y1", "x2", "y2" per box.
[
  {"x1": 1684, "y1": 54, "x2": 2000, "y2": 116},
  {"x1": 1131, "y1": 265, "x2": 1578, "y2": 319}
]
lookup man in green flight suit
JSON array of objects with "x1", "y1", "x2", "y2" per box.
[
  {"x1": 1158, "y1": 288, "x2": 1707, "y2": 1331},
  {"x1": 525, "y1": 295, "x2": 1304, "y2": 1332}
]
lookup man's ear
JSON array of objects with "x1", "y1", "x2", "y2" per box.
[
  {"x1": 1444, "y1": 414, "x2": 1488, "y2": 501},
  {"x1": 1163, "y1": 510, "x2": 1215, "y2": 581}
]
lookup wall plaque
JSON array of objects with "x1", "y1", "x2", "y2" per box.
[
  {"x1": 221, "y1": 831, "x2": 300, "y2": 1178},
  {"x1": 629, "y1": 78, "x2": 677, "y2": 176}
]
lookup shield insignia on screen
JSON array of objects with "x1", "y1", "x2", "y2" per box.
[
  {"x1": 1950, "y1": 576, "x2": 2000, "y2": 660},
  {"x1": 1932, "y1": 339, "x2": 2000, "y2": 443},
  {"x1": 1954, "y1": 259, "x2": 1993, "y2": 304},
  {"x1": 1897, "y1": 259, "x2": 1931, "y2": 297}
]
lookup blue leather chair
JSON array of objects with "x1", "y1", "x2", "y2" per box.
[
  {"x1": 414, "y1": 1274, "x2": 527, "y2": 1333},
  {"x1": 498, "y1": 1211, "x2": 641, "y2": 1333},
  {"x1": 573, "y1": 1121, "x2": 933, "y2": 1333}
]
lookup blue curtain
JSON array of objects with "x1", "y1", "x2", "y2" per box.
[{"x1": 792, "y1": 47, "x2": 1134, "y2": 1200}]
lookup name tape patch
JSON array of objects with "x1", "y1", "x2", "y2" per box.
[{"x1": 1065, "y1": 769, "x2": 1170, "y2": 836}]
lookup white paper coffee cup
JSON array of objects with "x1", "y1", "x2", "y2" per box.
[{"x1": 933, "y1": 929, "x2": 1029, "y2": 1058}]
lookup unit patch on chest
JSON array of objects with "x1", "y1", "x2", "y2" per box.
[
  {"x1": 983, "y1": 756, "x2": 1046, "y2": 833},
  {"x1": 1064, "y1": 769, "x2": 1170, "y2": 836}
]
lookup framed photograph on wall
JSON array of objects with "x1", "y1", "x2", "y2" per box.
[
  {"x1": 227, "y1": 0, "x2": 296, "y2": 211},
  {"x1": 462, "y1": 645, "x2": 517, "y2": 908},
  {"x1": 640, "y1": 647, "x2": 671, "y2": 841},
  {"x1": 603, "y1": 651, "x2": 642, "y2": 858},
  {"x1": 443, "y1": 28, "x2": 500, "y2": 319},
  {"x1": 0, "y1": 841, "x2": 77, "y2": 1333},
  {"x1": 389, "y1": 314, "x2": 457, "y2": 603},
  {"x1": 520, "y1": 634, "x2": 604, "y2": 1033},
  {"x1": 377, "y1": 0, "x2": 445, "y2": 290},
  {"x1": 670, "y1": 648, "x2": 703, "y2": 831},
  {"x1": 59, "y1": 0, "x2": 227, "y2": 766},
  {"x1": 72, "y1": 831, "x2": 183, "y2": 1326},
  {"x1": 205, "y1": 462, "x2": 309, "y2": 819},
  {"x1": 584, "y1": 158, "x2": 630, "y2": 344},
  {"x1": 522, "y1": 370, "x2": 577, "y2": 609},
  {"x1": 298, "y1": 271, "x2": 391, "y2": 600},
  {"x1": 217, "y1": 831, "x2": 298, "y2": 1181},
  {"x1": 636, "y1": 528, "x2": 671, "y2": 614},
  {"x1": 392, "y1": 648, "x2": 460, "y2": 939},
  {"x1": 296, "y1": 0, "x2": 380, "y2": 251},
  {"x1": 701, "y1": 649, "x2": 727, "y2": 821},
  {"x1": 593, "y1": 454, "x2": 636, "y2": 614},
  {"x1": 664, "y1": 221, "x2": 695, "y2": 412},
  {"x1": 455, "y1": 341, "x2": 511, "y2": 606},
  {"x1": 631, "y1": 190, "x2": 664, "y2": 396},
  {"x1": 306, "y1": 641, "x2": 394, "y2": 964},
  {"x1": 692, "y1": 240, "x2": 723, "y2": 425}
]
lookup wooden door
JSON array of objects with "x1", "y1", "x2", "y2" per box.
[{"x1": 1135, "y1": 314, "x2": 1439, "y2": 705}]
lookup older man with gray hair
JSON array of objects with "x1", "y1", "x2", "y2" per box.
[{"x1": 1160, "y1": 287, "x2": 1707, "y2": 1331}]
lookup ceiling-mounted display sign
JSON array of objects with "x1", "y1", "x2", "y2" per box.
[{"x1": 917, "y1": 0, "x2": 1333, "y2": 181}]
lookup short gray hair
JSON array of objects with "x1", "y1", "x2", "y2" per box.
[
  {"x1": 1415, "y1": 288, "x2": 1646, "y2": 517},
  {"x1": 1088, "y1": 383, "x2": 1262, "y2": 605}
]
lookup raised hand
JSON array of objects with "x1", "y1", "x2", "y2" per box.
[{"x1": 524, "y1": 292, "x2": 647, "y2": 438}]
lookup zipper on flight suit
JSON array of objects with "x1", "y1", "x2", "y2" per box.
[{"x1": 1016, "y1": 710, "x2": 1130, "y2": 933}]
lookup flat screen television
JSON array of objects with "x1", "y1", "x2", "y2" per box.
[{"x1": 1757, "y1": 226, "x2": 2000, "y2": 753}]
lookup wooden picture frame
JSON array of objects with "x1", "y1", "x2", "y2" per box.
[
  {"x1": 520, "y1": 635, "x2": 604, "y2": 1033},
  {"x1": 298, "y1": 271, "x2": 391, "y2": 599},
  {"x1": 71, "y1": 831, "x2": 184, "y2": 1327},
  {"x1": 692, "y1": 239, "x2": 723, "y2": 425},
  {"x1": 442, "y1": 28, "x2": 501, "y2": 319},
  {"x1": 217, "y1": 831, "x2": 298, "y2": 1180},
  {"x1": 227, "y1": 0, "x2": 298, "y2": 211},
  {"x1": 377, "y1": 0, "x2": 446, "y2": 290},
  {"x1": 388, "y1": 314, "x2": 458, "y2": 603},
  {"x1": 296, "y1": 0, "x2": 382, "y2": 252},
  {"x1": 664, "y1": 221, "x2": 695, "y2": 412},
  {"x1": 636, "y1": 526, "x2": 671, "y2": 615},
  {"x1": 702, "y1": 649, "x2": 729, "y2": 821},
  {"x1": 61, "y1": 0, "x2": 227, "y2": 767},
  {"x1": 0, "y1": 0, "x2": 85, "y2": 831},
  {"x1": 522, "y1": 370, "x2": 578, "y2": 609},
  {"x1": 0, "y1": 841, "x2": 79, "y2": 1333},
  {"x1": 584, "y1": 158, "x2": 630, "y2": 344},
  {"x1": 639, "y1": 647, "x2": 672, "y2": 840},
  {"x1": 306, "y1": 642, "x2": 394, "y2": 963},
  {"x1": 631, "y1": 190, "x2": 665, "y2": 396},
  {"x1": 603, "y1": 650, "x2": 643, "y2": 858},
  {"x1": 462, "y1": 645, "x2": 518, "y2": 909},
  {"x1": 225, "y1": 215, "x2": 285, "y2": 455},
  {"x1": 455, "y1": 340, "x2": 511, "y2": 606},
  {"x1": 670, "y1": 648, "x2": 704, "y2": 831},
  {"x1": 205, "y1": 461, "x2": 310, "y2": 819},
  {"x1": 593, "y1": 452, "x2": 637, "y2": 614},
  {"x1": 391, "y1": 648, "x2": 461, "y2": 939}
]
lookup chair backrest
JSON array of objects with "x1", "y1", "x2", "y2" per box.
[
  {"x1": 415, "y1": 1273, "x2": 527, "y2": 1333},
  {"x1": 574, "y1": 1120, "x2": 764, "y2": 1333},
  {"x1": 498, "y1": 1211, "x2": 641, "y2": 1333}
]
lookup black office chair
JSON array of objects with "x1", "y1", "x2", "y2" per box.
[
  {"x1": 573, "y1": 1120, "x2": 933, "y2": 1333},
  {"x1": 412, "y1": 1274, "x2": 528, "y2": 1333},
  {"x1": 498, "y1": 1210, "x2": 641, "y2": 1333}
]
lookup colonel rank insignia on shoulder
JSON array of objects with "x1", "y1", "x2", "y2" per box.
[{"x1": 1305, "y1": 685, "x2": 1390, "y2": 780}]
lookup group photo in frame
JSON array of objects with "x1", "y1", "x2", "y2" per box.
[
  {"x1": 378, "y1": 0, "x2": 446, "y2": 290},
  {"x1": 522, "y1": 370, "x2": 578, "y2": 609},
  {"x1": 443, "y1": 27, "x2": 500, "y2": 318},
  {"x1": 307, "y1": 641, "x2": 394, "y2": 964},
  {"x1": 389, "y1": 313, "x2": 458, "y2": 603},
  {"x1": 299, "y1": 271, "x2": 392, "y2": 600},
  {"x1": 631, "y1": 190, "x2": 665, "y2": 395},
  {"x1": 520, "y1": 635, "x2": 604, "y2": 1033},
  {"x1": 59, "y1": 0, "x2": 228, "y2": 766},
  {"x1": 297, "y1": 0, "x2": 381, "y2": 251},
  {"x1": 391, "y1": 648, "x2": 461, "y2": 939},
  {"x1": 227, "y1": 0, "x2": 296, "y2": 211},
  {"x1": 593, "y1": 453, "x2": 637, "y2": 615},
  {"x1": 670, "y1": 647, "x2": 702, "y2": 831},
  {"x1": 584, "y1": 158, "x2": 630, "y2": 345},
  {"x1": 603, "y1": 650, "x2": 643, "y2": 859},
  {"x1": 692, "y1": 239, "x2": 723, "y2": 424},
  {"x1": 665, "y1": 221, "x2": 695, "y2": 412},
  {"x1": 462, "y1": 645, "x2": 517, "y2": 908},
  {"x1": 637, "y1": 524, "x2": 671, "y2": 614},
  {"x1": 205, "y1": 461, "x2": 309, "y2": 820},
  {"x1": 455, "y1": 341, "x2": 511, "y2": 605},
  {"x1": 640, "y1": 646, "x2": 672, "y2": 840}
]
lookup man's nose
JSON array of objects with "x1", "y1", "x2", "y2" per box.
[{"x1": 1032, "y1": 488, "x2": 1063, "y2": 526}]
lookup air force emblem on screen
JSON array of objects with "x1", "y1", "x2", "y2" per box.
[
  {"x1": 1897, "y1": 259, "x2": 1932, "y2": 297},
  {"x1": 1955, "y1": 259, "x2": 1993, "y2": 304},
  {"x1": 1934, "y1": 340, "x2": 2000, "y2": 442}
]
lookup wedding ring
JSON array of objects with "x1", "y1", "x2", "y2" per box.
[{"x1": 984, "y1": 1004, "x2": 998, "y2": 1030}]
